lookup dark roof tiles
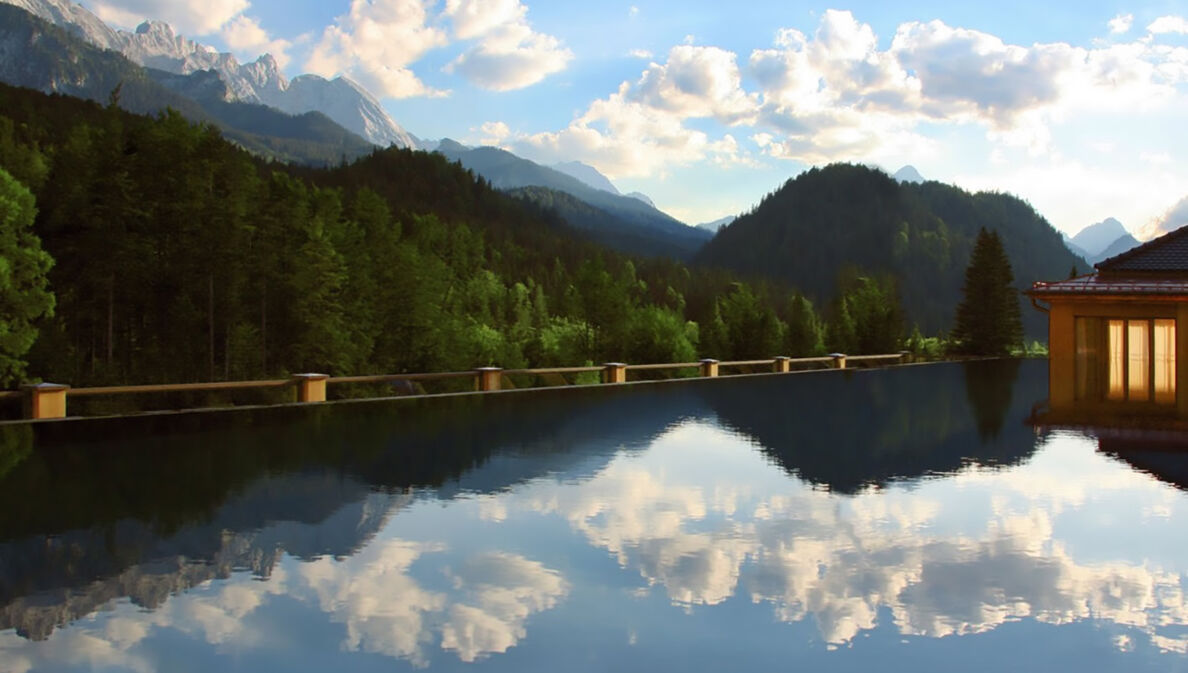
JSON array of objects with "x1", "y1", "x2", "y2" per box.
[{"x1": 1097, "y1": 224, "x2": 1188, "y2": 273}]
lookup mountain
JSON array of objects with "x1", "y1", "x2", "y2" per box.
[
  {"x1": 894, "y1": 165, "x2": 925, "y2": 183},
  {"x1": 626, "y1": 191, "x2": 656, "y2": 207},
  {"x1": 696, "y1": 216, "x2": 734, "y2": 233},
  {"x1": 1, "y1": 0, "x2": 416, "y2": 148},
  {"x1": 1093, "y1": 233, "x2": 1141, "y2": 264},
  {"x1": 436, "y1": 141, "x2": 711, "y2": 259},
  {"x1": 0, "y1": 4, "x2": 374, "y2": 165},
  {"x1": 1070, "y1": 217, "x2": 1130, "y2": 257},
  {"x1": 695, "y1": 163, "x2": 1084, "y2": 339},
  {"x1": 551, "y1": 161, "x2": 620, "y2": 194}
]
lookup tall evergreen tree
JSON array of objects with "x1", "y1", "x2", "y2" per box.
[
  {"x1": 0, "y1": 168, "x2": 54, "y2": 386},
  {"x1": 952, "y1": 228, "x2": 1023, "y2": 355}
]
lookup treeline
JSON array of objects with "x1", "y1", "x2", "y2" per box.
[
  {"x1": 0, "y1": 84, "x2": 906, "y2": 388},
  {"x1": 696, "y1": 163, "x2": 1084, "y2": 338}
]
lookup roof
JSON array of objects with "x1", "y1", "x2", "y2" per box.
[
  {"x1": 1097, "y1": 224, "x2": 1188, "y2": 273},
  {"x1": 1029, "y1": 274, "x2": 1188, "y2": 297}
]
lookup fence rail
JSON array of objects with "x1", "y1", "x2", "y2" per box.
[{"x1": 6, "y1": 351, "x2": 911, "y2": 421}]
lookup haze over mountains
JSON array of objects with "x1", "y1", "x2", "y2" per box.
[
  {"x1": 434, "y1": 140, "x2": 711, "y2": 259},
  {"x1": 1065, "y1": 217, "x2": 1140, "y2": 265}
]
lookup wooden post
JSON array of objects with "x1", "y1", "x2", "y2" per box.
[
  {"x1": 476, "y1": 367, "x2": 502, "y2": 392},
  {"x1": 292, "y1": 373, "x2": 328, "y2": 403},
  {"x1": 899, "y1": 350, "x2": 912, "y2": 364},
  {"x1": 773, "y1": 356, "x2": 792, "y2": 373},
  {"x1": 602, "y1": 362, "x2": 627, "y2": 384},
  {"x1": 22, "y1": 383, "x2": 69, "y2": 420},
  {"x1": 699, "y1": 358, "x2": 720, "y2": 377},
  {"x1": 829, "y1": 353, "x2": 847, "y2": 369}
]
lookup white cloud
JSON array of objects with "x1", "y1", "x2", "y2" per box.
[
  {"x1": 305, "y1": 0, "x2": 449, "y2": 99},
  {"x1": 447, "y1": 22, "x2": 573, "y2": 91},
  {"x1": 478, "y1": 120, "x2": 512, "y2": 145},
  {"x1": 1149, "y1": 15, "x2": 1188, "y2": 35},
  {"x1": 631, "y1": 45, "x2": 758, "y2": 124},
  {"x1": 1109, "y1": 13, "x2": 1134, "y2": 34},
  {"x1": 86, "y1": 0, "x2": 247, "y2": 34},
  {"x1": 221, "y1": 15, "x2": 292, "y2": 68},
  {"x1": 628, "y1": 48, "x2": 653, "y2": 59},
  {"x1": 1139, "y1": 195, "x2": 1188, "y2": 239},
  {"x1": 514, "y1": 82, "x2": 748, "y2": 178},
  {"x1": 443, "y1": 1, "x2": 572, "y2": 91},
  {"x1": 443, "y1": 0, "x2": 525, "y2": 40}
]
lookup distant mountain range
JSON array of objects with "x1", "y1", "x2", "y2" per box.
[
  {"x1": 435, "y1": 140, "x2": 710, "y2": 259},
  {"x1": 0, "y1": 3, "x2": 375, "y2": 165},
  {"x1": 696, "y1": 216, "x2": 734, "y2": 233},
  {"x1": 1064, "y1": 217, "x2": 1140, "y2": 265},
  {"x1": 1, "y1": 0, "x2": 417, "y2": 148},
  {"x1": 696, "y1": 163, "x2": 1085, "y2": 338},
  {"x1": 893, "y1": 165, "x2": 925, "y2": 183}
]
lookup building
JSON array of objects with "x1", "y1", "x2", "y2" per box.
[{"x1": 1028, "y1": 225, "x2": 1188, "y2": 422}]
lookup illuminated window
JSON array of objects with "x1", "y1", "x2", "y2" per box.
[{"x1": 1075, "y1": 317, "x2": 1175, "y2": 405}]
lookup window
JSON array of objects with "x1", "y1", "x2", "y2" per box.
[{"x1": 1075, "y1": 317, "x2": 1175, "y2": 405}]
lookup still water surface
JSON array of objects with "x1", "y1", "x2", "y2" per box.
[{"x1": 2, "y1": 361, "x2": 1188, "y2": 671}]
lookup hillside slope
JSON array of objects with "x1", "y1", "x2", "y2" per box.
[{"x1": 696, "y1": 164, "x2": 1085, "y2": 338}]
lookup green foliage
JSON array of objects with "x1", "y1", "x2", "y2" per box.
[
  {"x1": 696, "y1": 163, "x2": 1082, "y2": 339},
  {"x1": 828, "y1": 272, "x2": 904, "y2": 355},
  {"x1": 951, "y1": 228, "x2": 1024, "y2": 356},
  {"x1": 0, "y1": 83, "x2": 910, "y2": 392},
  {"x1": 0, "y1": 168, "x2": 54, "y2": 386}
]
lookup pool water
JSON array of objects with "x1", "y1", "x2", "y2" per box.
[{"x1": 2, "y1": 360, "x2": 1187, "y2": 672}]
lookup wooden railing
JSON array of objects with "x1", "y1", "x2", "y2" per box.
[{"x1": 6, "y1": 352, "x2": 911, "y2": 421}]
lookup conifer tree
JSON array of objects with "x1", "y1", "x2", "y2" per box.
[
  {"x1": 0, "y1": 168, "x2": 54, "y2": 386},
  {"x1": 952, "y1": 228, "x2": 1023, "y2": 355}
]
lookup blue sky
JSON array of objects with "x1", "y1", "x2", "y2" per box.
[{"x1": 85, "y1": 0, "x2": 1188, "y2": 236}]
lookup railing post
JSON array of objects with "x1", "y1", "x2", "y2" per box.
[
  {"x1": 602, "y1": 362, "x2": 627, "y2": 384},
  {"x1": 699, "y1": 358, "x2": 720, "y2": 377},
  {"x1": 899, "y1": 350, "x2": 912, "y2": 364},
  {"x1": 773, "y1": 356, "x2": 791, "y2": 373},
  {"x1": 22, "y1": 383, "x2": 69, "y2": 420},
  {"x1": 476, "y1": 367, "x2": 502, "y2": 392},
  {"x1": 292, "y1": 373, "x2": 329, "y2": 403},
  {"x1": 829, "y1": 353, "x2": 847, "y2": 370}
]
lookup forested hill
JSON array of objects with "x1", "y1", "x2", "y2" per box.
[
  {"x1": 0, "y1": 82, "x2": 840, "y2": 389},
  {"x1": 695, "y1": 164, "x2": 1086, "y2": 338}
]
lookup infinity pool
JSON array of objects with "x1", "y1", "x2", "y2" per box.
[{"x1": 2, "y1": 360, "x2": 1187, "y2": 672}]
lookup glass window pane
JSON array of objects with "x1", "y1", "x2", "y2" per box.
[
  {"x1": 1154, "y1": 319, "x2": 1176, "y2": 404},
  {"x1": 1075, "y1": 317, "x2": 1103, "y2": 400},
  {"x1": 1128, "y1": 320, "x2": 1150, "y2": 402},
  {"x1": 1108, "y1": 320, "x2": 1125, "y2": 401}
]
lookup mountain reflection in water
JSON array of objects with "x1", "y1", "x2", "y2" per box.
[{"x1": 2, "y1": 360, "x2": 1187, "y2": 672}]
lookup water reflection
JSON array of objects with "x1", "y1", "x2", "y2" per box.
[{"x1": 2, "y1": 361, "x2": 1188, "y2": 671}]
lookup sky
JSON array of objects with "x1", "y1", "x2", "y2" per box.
[{"x1": 81, "y1": 0, "x2": 1188, "y2": 237}]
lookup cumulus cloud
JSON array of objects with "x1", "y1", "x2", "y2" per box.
[
  {"x1": 1149, "y1": 16, "x2": 1188, "y2": 35},
  {"x1": 447, "y1": 22, "x2": 573, "y2": 91},
  {"x1": 512, "y1": 44, "x2": 759, "y2": 177},
  {"x1": 86, "y1": 0, "x2": 247, "y2": 34},
  {"x1": 305, "y1": 0, "x2": 449, "y2": 99},
  {"x1": 221, "y1": 15, "x2": 292, "y2": 68},
  {"x1": 1138, "y1": 195, "x2": 1188, "y2": 239},
  {"x1": 628, "y1": 48, "x2": 653, "y2": 59},
  {"x1": 631, "y1": 45, "x2": 758, "y2": 124},
  {"x1": 1109, "y1": 13, "x2": 1134, "y2": 34},
  {"x1": 443, "y1": 1, "x2": 572, "y2": 91},
  {"x1": 443, "y1": 0, "x2": 525, "y2": 40}
]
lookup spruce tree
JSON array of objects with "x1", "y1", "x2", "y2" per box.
[{"x1": 952, "y1": 228, "x2": 1023, "y2": 355}]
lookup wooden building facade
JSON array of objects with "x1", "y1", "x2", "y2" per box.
[{"x1": 1029, "y1": 226, "x2": 1188, "y2": 420}]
